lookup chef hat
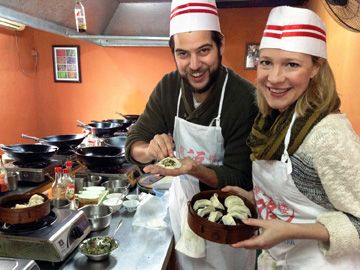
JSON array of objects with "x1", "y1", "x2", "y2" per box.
[
  {"x1": 260, "y1": 6, "x2": 327, "y2": 59},
  {"x1": 169, "y1": 0, "x2": 221, "y2": 37}
]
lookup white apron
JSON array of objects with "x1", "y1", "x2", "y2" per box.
[
  {"x1": 169, "y1": 70, "x2": 256, "y2": 270},
  {"x1": 253, "y1": 113, "x2": 360, "y2": 270}
]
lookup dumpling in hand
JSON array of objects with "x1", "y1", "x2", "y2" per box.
[
  {"x1": 224, "y1": 195, "x2": 245, "y2": 208},
  {"x1": 197, "y1": 206, "x2": 216, "y2": 217},
  {"x1": 221, "y1": 214, "x2": 236, "y2": 226},
  {"x1": 193, "y1": 199, "x2": 212, "y2": 211},
  {"x1": 227, "y1": 204, "x2": 251, "y2": 217},
  {"x1": 208, "y1": 211, "x2": 223, "y2": 222},
  {"x1": 156, "y1": 157, "x2": 182, "y2": 169},
  {"x1": 210, "y1": 193, "x2": 225, "y2": 210}
]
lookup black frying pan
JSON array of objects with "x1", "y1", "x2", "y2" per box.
[
  {"x1": 0, "y1": 144, "x2": 58, "y2": 162},
  {"x1": 77, "y1": 120, "x2": 122, "y2": 137},
  {"x1": 103, "y1": 135, "x2": 127, "y2": 148},
  {"x1": 91, "y1": 119, "x2": 132, "y2": 132},
  {"x1": 74, "y1": 146, "x2": 125, "y2": 169},
  {"x1": 22, "y1": 134, "x2": 87, "y2": 153}
]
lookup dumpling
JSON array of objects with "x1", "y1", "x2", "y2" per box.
[
  {"x1": 224, "y1": 195, "x2": 245, "y2": 208},
  {"x1": 193, "y1": 199, "x2": 212, "y2": 211},
  {"x1": 208, "y1": 211, "x2": 223, "y2": 222},
  {"x1": 156, "y1": 157, "x2": 182, "y2": 169},
  {"x1": 28, "y1": 194, "x2": 44, "y2": 206},
  {"x1": 197, "y1": 206, "x2": 216, "y2": 217},
  {"x1": 228, "y1": 211, "x2": 248, "y2": 220},
  {"x1": 227, "y1": 204, "x2": 251, "y2": 217},
  {"x1": 221, "y1": 214, "x2": 236, "y2": 226},
  {"x1": 210, "y1": 193, "x2": 225, "y2": 210}
]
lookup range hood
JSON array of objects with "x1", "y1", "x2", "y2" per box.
[{"x1": 0, "y1": 0, "x2": 307, "y2": 47}]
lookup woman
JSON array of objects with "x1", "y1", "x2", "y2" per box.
[{"x1": 223, "y1": 6, "x2": 360, "y2": 269}]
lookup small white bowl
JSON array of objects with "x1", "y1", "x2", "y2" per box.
[
  {"x1": 102, "y1": 198, "x2": 123, "y2": 213},
  {"x1": 123, "y1": 199, "x2": 139, "y2": 212},
  {"x1": 125, "y1": 194, "x2": 138, "y2": 201},
  {"x1": 106, "y1": 193, "x2": 125, "y2": 200}
]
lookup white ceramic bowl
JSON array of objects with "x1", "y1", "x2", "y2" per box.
[
  {"x1": 85, "y1": 186, "x2": 106, "y2": 192},
  {"x1": 106, "y1": 193, "x2": 125, "y2": 200},
  {"x1": 125, "y1": 194, "x2": 138, "y2": 201},
  {"x1": 102, "y1": 198, "x2": 123, "y2": 213},
  {"x1": 123, "y1": 199, "x2": 139, "y2": 212}
]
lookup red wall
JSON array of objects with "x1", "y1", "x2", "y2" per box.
[{"x1": 1, "y1": 3, "x2": 359, "y2": 145}]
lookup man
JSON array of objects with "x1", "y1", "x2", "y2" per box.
[{"x1": 125, "y1": 0, "x2": 257, "y2": 269}]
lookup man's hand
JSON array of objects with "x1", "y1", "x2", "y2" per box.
[{"x1": 147, "y1": 133, "x2": 175, "y2": 161}]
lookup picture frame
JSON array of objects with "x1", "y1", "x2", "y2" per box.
[
  {"x1": 244, "y1": 43, "x2": 260, "y2": 70},
  {"x1": 52, "y1": 45, "x2": 81, "y2": 82}
]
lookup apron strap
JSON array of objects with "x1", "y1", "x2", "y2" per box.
[
  {"x1": 176, "y1": 88, "x2": 182, "y2": 117},
  {"x1": 209, "y1": 68, "x2": 229, "y2": 127},
  {"x1": 281, "y1": 112, "x2": 297, "y2": 174}
]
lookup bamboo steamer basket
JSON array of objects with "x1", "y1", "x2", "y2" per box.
[{"x1": 188, "y1": 190, "x2": 258, "y2": 244}]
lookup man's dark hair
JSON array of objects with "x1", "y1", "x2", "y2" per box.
[{"x1": 168, "y1": 31, "x2": 223, "y2": 54}]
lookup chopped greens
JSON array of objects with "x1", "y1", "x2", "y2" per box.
[{"x1": 80, "y1": 236, "x2": 118, "y2": 255}]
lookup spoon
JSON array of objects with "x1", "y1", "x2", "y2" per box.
[{"x1": 110, "y1": 218, "x2": 123, "y2": 239}]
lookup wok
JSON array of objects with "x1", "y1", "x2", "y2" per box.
[
  {"x1": 74, "y1": 146, "x2": 125, "y2": 169},
  {"x1": 77, "y1": 121, "x2": 122, "y2": 137},
  {"x1": 103, "y1": 135, "x2": 127, "y2": 148},
  {"x1": 0, "y1": 144, "x2": 58, "y2": 162},
  {"x1": 22, "y1": 133, "x2": 87, "y2": 153},
  {"x1": 91, "y1": 119, "x2": 132, "y2": 132},
  {"x1": 0, "y1": 193, "x2": 50, "y2": 224},
  {"x1": 115, "y1": 112, "x2": 140, "y2": 123}
]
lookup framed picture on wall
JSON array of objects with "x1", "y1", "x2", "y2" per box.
[
  {"x1": 244, "y1": 43, "x2": 260, "y2": 70},
  {"x1": 52, "y1": 45, "x2": 81, "y2": 83}
]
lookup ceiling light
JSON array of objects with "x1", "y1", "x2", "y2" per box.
[{"x1": 0, "y1": 17, "x2": 25, "y2": 31}]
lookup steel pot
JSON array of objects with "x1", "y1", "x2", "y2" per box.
[
  {"x1": 79, "y1": 204, "x2": 112, "y2": 231},
  {"x1": 22, "y1": 133, "x2": 87, "y2": 154},
  {"x1": 0, "y1": 193, "x2": 50, "y2": 224},
  {"x1": 0, "y1": 144, "x2": 58, "y2": 163},
  {"x1": 74, "y1": 146, "x2": 125, "y2": 169}
]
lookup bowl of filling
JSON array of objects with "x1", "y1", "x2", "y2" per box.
[
  {"x1": 79, "y1": 236, "x2": 119, "y2": 261},
  {"x1": 187, "y1": 190, "x2": 258, "y2": 244}
]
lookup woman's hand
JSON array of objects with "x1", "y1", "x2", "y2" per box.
[
  {"x1": 221, "y1": 185, "x2": 255, "y2": 206},
  {"x1": 231, "y1": 218, "x2": 290, "y2": 249}
]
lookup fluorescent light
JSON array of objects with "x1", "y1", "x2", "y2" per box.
[{"x1": 0, "y1": 17, "x2": 25, "y2": 31}]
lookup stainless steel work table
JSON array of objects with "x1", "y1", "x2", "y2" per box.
[{"x1": 37, "y1": 199, "x2": 174, "y2": 270}]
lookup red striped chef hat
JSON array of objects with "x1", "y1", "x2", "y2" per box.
[
  {"x1": 260, "y1": 6, "x2": 327, "y2": 59},
  {"x1": 169, "y1": 0, "x2": 221, "y2": 37}
]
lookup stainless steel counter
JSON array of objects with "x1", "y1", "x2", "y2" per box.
[{"x1": 37, "y1": 197, "x2": 174, "y2": 270}]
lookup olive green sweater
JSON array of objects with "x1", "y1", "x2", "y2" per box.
[{"x1": 125, "y1": 66, "x2": 258, "y2": 191}]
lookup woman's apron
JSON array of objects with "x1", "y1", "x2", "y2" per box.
[
  {"x1": 169, "y1": 70, "x2": 256, "y2": 270},
  {"x1": 253, "y1": 113, "x2": 360, "y2": 270}
]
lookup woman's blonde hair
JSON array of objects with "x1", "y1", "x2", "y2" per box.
[{"x1": 256, "y1": 58, "x2": 341, "y2": 116}]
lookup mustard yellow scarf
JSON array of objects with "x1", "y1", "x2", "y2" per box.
[{"x1": 247, "y1": 105, "x2": 330, "y2": 161}]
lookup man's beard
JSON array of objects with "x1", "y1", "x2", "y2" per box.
[{"x1": 181, "y1": 55, "x2": 222, "y2": 94}]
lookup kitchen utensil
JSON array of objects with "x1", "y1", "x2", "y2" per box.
[
  {"x1": 79, "y1": 204, "x2": 112, "y2": 231},
  {"x1": 77, "y1": 120, "x2": 122, "y2": 137},
  {"x1": 115, "y1": 112, "x2": 140, "y2": 123},
  {"x1": 102, "y1": 198, "x2": 123, "y2": 213},
  {"x1": 103, "y1": 134, "x2": 127, "y2": 148},
  {"x1": 125, "y1": 194, "x2": 138, "y2": 201},
  {"x1": 0, "y1": 193, "x2": 50, "y2": 224},
  {"x1": 51, "y1": 198, "x2": 71, "y2": 209},
  {"x1": 101, "y1": 179, "x2": 129, "y2": 194},
  {"x1": 0, "y1": 144, "x2": 58, "y2": 163},
  {"x1": 22, "y1": 133, "x2": 86, "y2": 153},
  {"x1": 92, "y1": 119, "x2": 132, "y2": 132},
  {"x1": 74, "y1": 146, "x2": 125, "y2": 169},
  {"x1": 187, "y1": 190, "x2": 258, "y2": 244},
  {"x1": 110, "y1": 218, "x2": 123, "y2": 239}
]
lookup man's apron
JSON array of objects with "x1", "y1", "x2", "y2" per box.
[
  {"x1": 169, "y1": 70, "x2": 256, "y2": 270},
  {"x1": 253, "y1": 113, "x2": 360, "y2": 270}
]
